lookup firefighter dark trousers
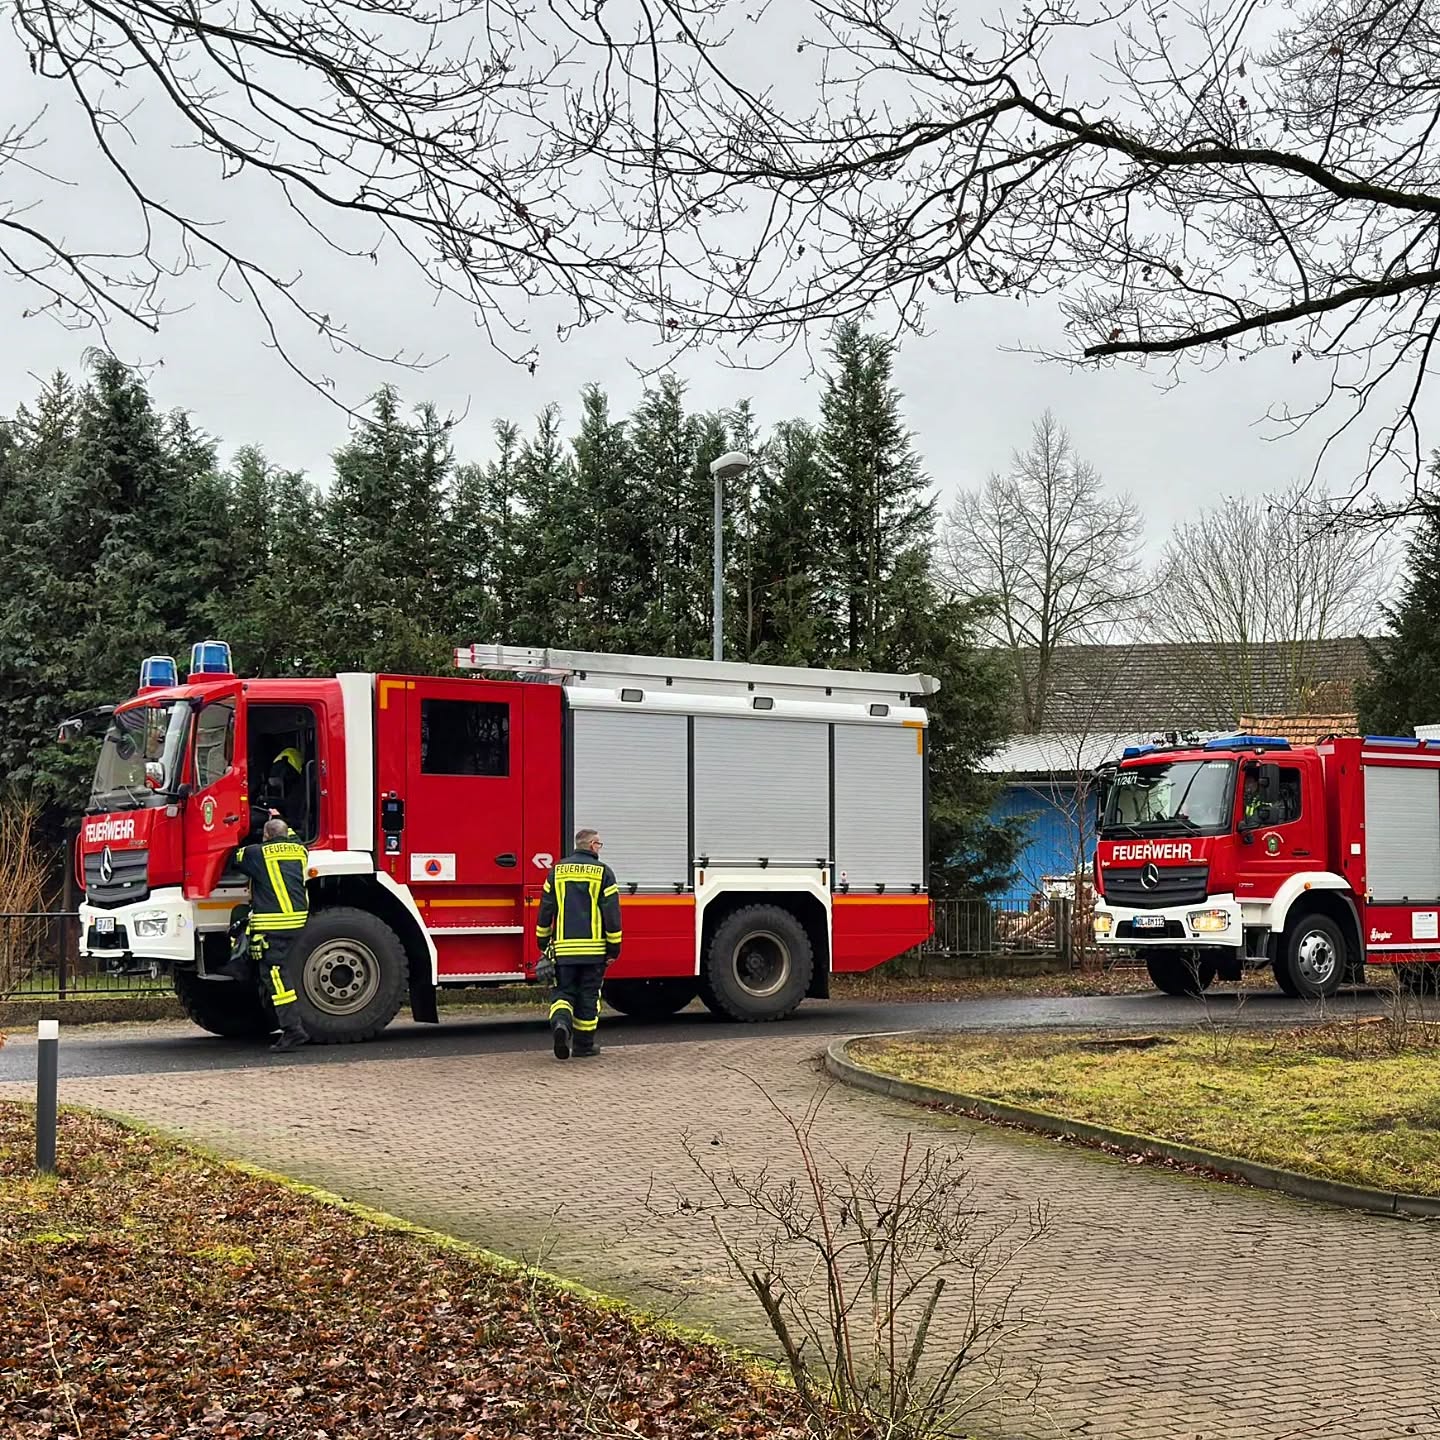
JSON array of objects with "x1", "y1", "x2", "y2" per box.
[
  {"x1": 550, "y1": 962, "x2": 605, "y2": 1051},
  {"x1": 252, "y1": 930, "x2": 306, "y2": 1039}
]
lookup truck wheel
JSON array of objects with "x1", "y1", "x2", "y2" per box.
[
  {"x1": 1271, "y1": 958, "x2": 1301, "y2": 997},
  {"x1": 173, "y1": 968, "x2": 271, "y2": 1040},
  {"x1": 602, "y1": 978, "x2": 699, "y2": 1021},
  {"x1": 289, "y1": 908, "x2": 407, "y2": 1043},
  {"x1": 1280, "y1": 913, "x2": 1346, "y2": 999},
  {"x1": 1145, "y1": 950, "x2": 1216, "y2": 996},
  {"x1": 700, "y1": 905, "x2": 814, "y2": 1022}
]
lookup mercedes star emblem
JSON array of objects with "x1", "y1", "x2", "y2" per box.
[
  {"x1": 99, "y1": 846, "x2": 114, "y2": 885},
  {"x1": 1140, "y1": 861, "x2": 1160, "y2": 890}
]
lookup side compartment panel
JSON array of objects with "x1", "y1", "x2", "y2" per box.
[
  {"x1": 1364, "y1": 764, "x2": 1440, "y2": 903},
  {"x1": 571, "y1": 710, "x2": 688, "y2": 887},
  {"x1": 693, "y1": 716, "x2": 828, "y2": 864},
  {"x1": 833, "y1": 723, "x2": 924, "y2": 890}
]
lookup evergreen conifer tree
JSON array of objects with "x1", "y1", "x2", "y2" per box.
[
  {"x1": 1357, "y1": 472, "x2": 1440, "y2": 735},
  {"x1": 815, "y1": 321, "x2": 935, "y2": 666}
]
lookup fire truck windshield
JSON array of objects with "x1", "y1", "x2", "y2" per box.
[
  {"x1": 1100, "y1": 759, "x2": 1236, "y2": 836},
  {"x1": 89, "y1": 701, "x2": 191, "y2": 812}
]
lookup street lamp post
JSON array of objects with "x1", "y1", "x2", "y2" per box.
[{"x1": 708, "y1": 451, "x2": 752, "y2": 662}]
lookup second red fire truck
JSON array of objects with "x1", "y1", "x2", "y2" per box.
[
  {"x1": 70, "y1": 643, "x2": 936, "y2": 1042},
  {"x1": 1093, "y1": 732, "x2": 1440, "y2": 997}
]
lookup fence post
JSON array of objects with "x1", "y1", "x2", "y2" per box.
[
  {"x1": 59, "y1": 914, "x2": 68, "y2": 1001},
  {"x1": 1056, "y1": 895, "x2": 1074, "y2": 969}
]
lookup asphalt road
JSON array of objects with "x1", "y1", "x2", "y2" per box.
[{"x1": 0, "y1": 984, "x2": 1391, "y2": 1083}]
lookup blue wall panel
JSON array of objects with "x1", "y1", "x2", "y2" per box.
[{"x1": 991, "y1": 782, "x2": 1096, "y2": 903}]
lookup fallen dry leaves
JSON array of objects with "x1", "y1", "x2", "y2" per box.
[{"x1": 0, "y1": 1103, "x2": 805, "y2": 1440}]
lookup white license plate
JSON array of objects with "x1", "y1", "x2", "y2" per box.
[
  {"x1": 94, "y1": 917, "x2": 116, "y2": 934},
  {"x1": 1132, "y1": 915, "x2": 1165, "y2": 931}
]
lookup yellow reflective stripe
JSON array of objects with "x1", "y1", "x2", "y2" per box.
[
  {"x1": 549, "y1": 999, "x2": 573, "y2": 1019},
  {"x1": 604, "y1": 932, "x2": 623, "y2": 944},
  {"x1": 554, "y1": 940, "x2": 605, "y2": 954},
  {"x1": 535, "y1": 926, "x2": 553, "y2": 939},
  {"x1": 251, "y1": 915, "x2": 306, "y2": 931},
  {"x1": 572, "y1": 1016, "x2": 598, "y2": 1032},
  {"x1": 263, "y1": 850, "x2": 294, "y2": 916},
  {"x1": 269, "y1": 967, "x2": 297, "y2": 1005},
  {"x1": 542, "y1": 879, "x2": 552, "y2": 893},
  {"x1": 602, "y1": 885, "x2": 619, "y2": 898},
  {"x1": 589, "y1": 879, "x2": 600, "y2": 939}
]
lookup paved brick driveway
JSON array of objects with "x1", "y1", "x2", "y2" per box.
[{"x1": 5, "y1": 1021, "x2": 1439, "y2": 1439}]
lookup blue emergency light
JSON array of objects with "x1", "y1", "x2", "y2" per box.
[
  {"x1": 1204, "y1": 734, "x2": 1290, "y2": 751},
  {"x1": 189, "y1": 640, "x2": 233, "y2": 676},
  {"x1": 138, "y1": 655, "x2": 178, "y2": 689}
]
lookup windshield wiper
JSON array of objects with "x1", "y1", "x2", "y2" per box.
[{"x1": 92, "y1": 784, "x2": 150, "y2": 811}]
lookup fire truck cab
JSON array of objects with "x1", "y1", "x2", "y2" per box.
[
  {"x1": 71, "y1": 642, "x2": 936, "y2": 1042},
  {"x1": 1092, "y1": 732, "x2": 1440, "y2": 998}
]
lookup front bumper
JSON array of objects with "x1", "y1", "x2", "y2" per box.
[
  {"x1": 79, "y1": 887, "x2": 240, "y2": 968},
  {"x1": 1094, "y1": 893, "x2": 1242, "y2": 949}
]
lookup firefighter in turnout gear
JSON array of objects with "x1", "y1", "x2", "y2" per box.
[
  {"x1": 535, "y1": 828, "x2": 622, "y2": 1060},
  {"x1": 233, "y1": 817, "x2": 311, "y2": 1052}
]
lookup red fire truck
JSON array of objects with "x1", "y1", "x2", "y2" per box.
[
  {"x1": 1092, "y1": 732, "x2": 1440, "y2": 997},
  {"x1": 69, "y1": 643, "x2": 936, "y2": 1042}
]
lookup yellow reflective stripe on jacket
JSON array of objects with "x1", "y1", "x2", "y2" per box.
[
  {"x1": 251, "y1": 914, "x2": 307, "y2": 932},
  {"x1": 263, "y1": 849, "x2": 295, "y2": 917}
]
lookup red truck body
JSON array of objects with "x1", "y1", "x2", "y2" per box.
[
  {"x1": 75, "y1": 645, "x2": 935, "y2": 1040},
  {"x1": 1092, "y1": 733, "x2": 1440, "y2": 996}
]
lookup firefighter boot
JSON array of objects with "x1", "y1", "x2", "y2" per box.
[
  {"x1": 551, "y1": 1012, "x2": 573, "y2": 1061},
  {"x1": 270, "y1": 1028, "x2": 309, "y2": 1054},
  {"x1": 572, "y1": 1034, "x2": 601, "y2": 1059}
]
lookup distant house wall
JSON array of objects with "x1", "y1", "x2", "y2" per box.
[{"x1": 992, "y1": 781, "x2": 1095, "y2": 904}]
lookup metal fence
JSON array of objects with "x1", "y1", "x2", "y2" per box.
[
  {"x1": 4, "y1": 896, "x2": 1112, "y2": 1002},
  {"x1": 1, "y1": 911, "x2": 167, "y2": 999}
]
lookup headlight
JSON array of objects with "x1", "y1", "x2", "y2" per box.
[
  {"x1": 133, "y1": 914, "x2": 169, "y2": 938},
  {"x1": 1187, "y1": 909, "x2": 1230, "y2": 933},
  {"x1": 1093, "y1": 913, "x2": 1114, "y2": 937}
]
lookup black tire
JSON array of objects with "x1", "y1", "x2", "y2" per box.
[
  {"x1": 1272, "y1": 957, "x2": 1301, "y2": 997},
  {"x1": 173, "y1": 967, "x2": 272, "y2": 1040},
  {"x1": 602, "y1": 977, "x2": 699, "y2": 1020},
  {"x1": 1280, "y1": 912, "x2": 1347, "y2": 999},
  {"x1": 700, "y1": 904, "x2": 814, "y2": 1022},
  {"x1": 287, "y1": 907, "x2": 408, "y2": 1043},
  {"x1": 1145, "y1": 950, "x2": 1217, "y2": 997}
]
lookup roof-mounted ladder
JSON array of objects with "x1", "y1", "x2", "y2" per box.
[{"x1": 454, "y1": 644, "x2": 939, "y2": 706}]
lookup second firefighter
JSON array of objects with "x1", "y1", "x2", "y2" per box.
[
  {"x1": 232, "y1": 817, "x2": 311, "y2": 1053},
  {"x1": 535, "y1": 828, "x2": 622, "y2": 1060}
]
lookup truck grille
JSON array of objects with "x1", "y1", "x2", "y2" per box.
[
  {"x1": 1104, "y1": 864, "x2": 1208, "y2": 909},
  {"x1": 83, "y1": 847, "x2": 149, "y2": 906}
]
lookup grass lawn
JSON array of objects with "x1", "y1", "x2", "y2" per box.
[
  {"x1": 852, "y1": 1023, "x2": 1440, "y2": 1197},
  {"x1": 0, "y1": 1103, "x2": 803, "y2": 1439}
]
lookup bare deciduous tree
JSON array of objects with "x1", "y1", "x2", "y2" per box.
[
  {"x1": 1151, "y1": 482, "x2": 1389, "y2": 716},
  {"x1": 533, "y1": 0, "x2": 1440, "y2": 504},
  {"x1": 4, "y1": 0, "x2": 646, "y2": 393},
  {"x1": 941, "y1": 411, "x2": 1144, "y2": 730}
]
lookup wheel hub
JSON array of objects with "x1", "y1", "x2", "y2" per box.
[
  {"x1": 1296, "y1": 930, "x2": 1338, "y2": 986},
  {"x1": 304, "y1": 938, "x2": 381, "y2": 1016},
  {"x1": 731, "y1": 931, "x2": 791, "y2": 999}
]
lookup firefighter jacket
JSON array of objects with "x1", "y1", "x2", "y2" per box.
[
  {"x1": 233, "y1": 835, "x2": 310, "y2": 933},
  {"x1": 536, "y1": 851, "x2": 623, "y2": 961}
]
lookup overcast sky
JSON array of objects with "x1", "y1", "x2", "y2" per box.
[{"x1": 0, "y1": 14, "x2": 1396, "y2": 572}]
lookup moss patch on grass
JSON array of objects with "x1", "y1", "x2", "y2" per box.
[{"x1": 852, "y1": 1024, "x2": 1440, "y2": 1197}]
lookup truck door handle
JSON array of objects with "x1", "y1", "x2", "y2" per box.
[
  {"x1": 495, "y1": 853, "x2": 517, "y2": 868},
  {"x1": 224, "y1": 815, "x2": 240, "y2": 825},
  {"x1": 1294, "y1": 849, "x2": 1310, "y2": 857}
]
